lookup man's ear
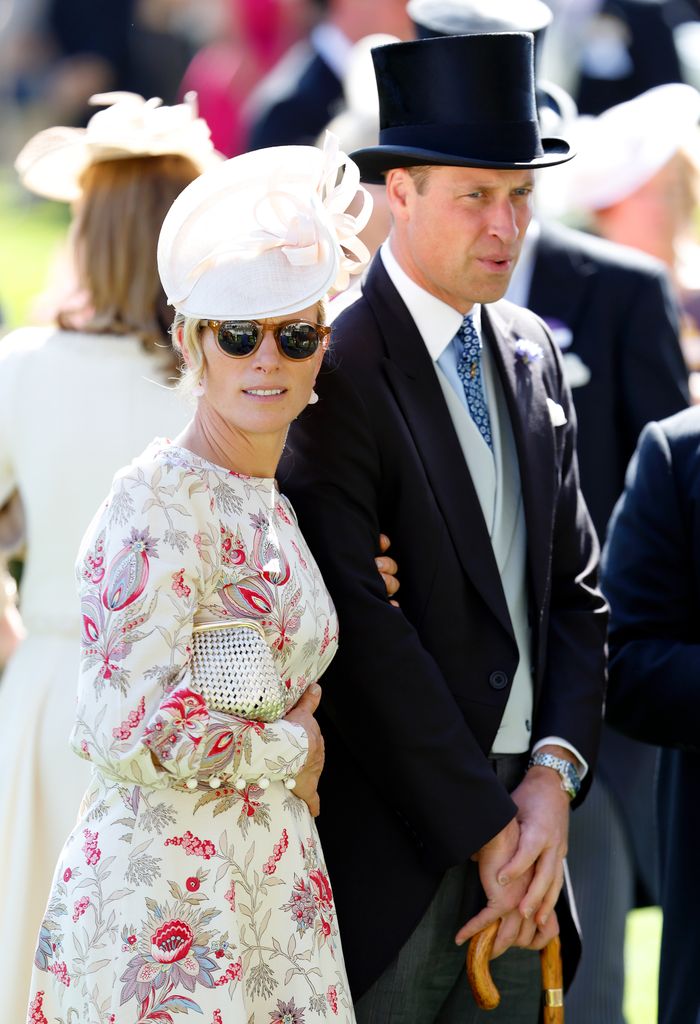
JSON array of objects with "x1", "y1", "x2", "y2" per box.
[{"x1": 385, "y1": 168, "x2": 413, "y2": 221}]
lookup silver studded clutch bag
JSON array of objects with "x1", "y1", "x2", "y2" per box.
[{"x1": 190, "y1": 619, "x2": 287, "y2": 722}]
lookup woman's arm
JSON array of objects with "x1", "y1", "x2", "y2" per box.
[{"x1": 73, "y1": 453, "x2": 314, "y2": 791}]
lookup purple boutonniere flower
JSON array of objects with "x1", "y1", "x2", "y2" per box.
[{"x1": 514, "y1": 339, "x2": 544, "y2": 366}]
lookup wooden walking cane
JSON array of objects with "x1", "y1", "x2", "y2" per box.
[{"x1": 466, "y1": 920, "x2": 565, "y2": 1022}]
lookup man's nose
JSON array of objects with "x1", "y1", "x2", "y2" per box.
[{"x1": 488, "y1": 199, "x2": 520, "y2": 243}]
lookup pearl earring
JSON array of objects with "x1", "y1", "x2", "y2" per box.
[{"x1": 308, "y1": 389, "x2": 319, "y2": 406}]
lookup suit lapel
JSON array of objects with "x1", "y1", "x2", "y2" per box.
[
  {"x1": 483, "y1": 304, "x2": 556, "y2": 619},
  {"x1": 362, "y1": 259, "x2": 513, "y2": 636}
]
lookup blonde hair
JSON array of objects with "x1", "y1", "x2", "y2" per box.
[
  {"x1": 59, "y1": 154, "x2": 200, "y2": 368},
  {"x1": 171, "y1": 300, "x2": 329, "y2": 398}
]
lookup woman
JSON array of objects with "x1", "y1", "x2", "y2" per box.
[
  {"x1": 0, "y1": 91, "x2": 219, "y2": 1022},
  {"x1": 25, "y1": 136, "x2": 376, "y2": 1021}
]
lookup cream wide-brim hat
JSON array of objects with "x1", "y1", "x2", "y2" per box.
[
  {"x1": 15, "y1": 92, "x2": 221, "y2": 203},
  {"x1": 157, "y1": 133, "x2": 372, "y2": 321},
  {"x1": 565, "y1": 83, "x2": 700, "y2": 212}
]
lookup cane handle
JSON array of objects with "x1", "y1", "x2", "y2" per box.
[
  {"x1": 466, "y1": 920, "x2": 500, "y2": 1009},
  {"x1": 466, "y1": 925, "x2": 564, "y2": 1022}
]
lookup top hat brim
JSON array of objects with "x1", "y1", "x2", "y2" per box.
[{"x1": 351, "y1": 137, "x2": 573, "y2": 185}]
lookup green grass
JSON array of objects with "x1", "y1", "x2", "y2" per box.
[
  {"x1": 0, "y1": 172, "x2": 69, "y2": 331},
  {"x1": 0, "y1": 166, "x2": 664, "y2": 1024},
  {"x1": 625, "y1": 907, "x2": 662, "y2": 1023}
]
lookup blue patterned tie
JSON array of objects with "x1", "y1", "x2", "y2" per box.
[{"x1": 456, "y1": 313, "x2": 493, "y2": 449}]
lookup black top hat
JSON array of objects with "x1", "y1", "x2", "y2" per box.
[
  {"x1": 350, "y1": 33, "x2": 572, "y2": 184},
  {"x1": 407, "y1": 0, "x2": 577, "y2": 135}
]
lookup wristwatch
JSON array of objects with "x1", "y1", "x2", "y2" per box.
[{"x1": 528, "y1": 752, "x2": 581, "y2": 800}]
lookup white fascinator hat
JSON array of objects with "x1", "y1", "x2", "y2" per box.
[
  {"x1": 157, "y1": 132, "x2": 373, "y2": 321},
  {"x1": 15, "y1": 91, "x2": 221, "y2": 203}
]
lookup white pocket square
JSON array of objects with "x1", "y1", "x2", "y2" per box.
[{"x1": 546, "y1": 398, "x2": 567, "y2": 427}]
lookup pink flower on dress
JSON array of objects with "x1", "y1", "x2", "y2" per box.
[
  {"x1": 27, "y1": 991, "x2": 48, "y2": 1024},
  {"x1": 165, "y1": 831, "x2": 216, "y2": 859},
  {"x1": 47, "y1": 960, "x2": 70, "y2": 987},
  {"x1": 224, "y1": 880, "x2": 235, "y2": 911},
  {"x1": 72, "y1": 896, "x2": 90, "y2": 922},
  {"x1": 150, "y1": 919, "x2": 194, "y2": 964},
  {"x1": 263, "y1": 828, "x2": 289, "y2": 875},
  {"x1": 171, "y1": 568, "x2": 191, "y2": 599},
  {"x1": 214, "y1": 957, "x2": 243, "y2": 986},
  {"x1": 82, "y1": 828, "x2": 101, "y2": 866},
  {"x1": 327, "y1": 985, "x2": 339, "y2": 1015},
  {"x1": 309, "y1": 868, "x2": 333, "y2": 911},
  {"x1": 112, "y1": 695, "x2": 147, "y2": 740},
  {"x1": 63, "y1": 867, "x2": 72, "y2": 883}
]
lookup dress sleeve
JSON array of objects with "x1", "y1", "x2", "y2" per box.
[{"x1": 72, "y1": 454, "x2": 309, "y2": 789}]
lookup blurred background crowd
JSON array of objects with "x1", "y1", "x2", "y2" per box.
[{"x1": 2, "y1": 1, "x2": 700, "y2": 1022}]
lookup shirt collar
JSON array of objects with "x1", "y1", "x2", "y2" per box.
[{"x1": 379, "y1": 240, "x2": 481, "y2": 362}]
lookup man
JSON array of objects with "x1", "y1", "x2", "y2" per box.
[
  {"x1": 602, "y1": 406, "x2": 700, "y2": 1024},
  {"x1": 407, "y1": 6, "x2": 689, "y2": 1021},
  {"x1": 280, "y1": 31, "x2": 607, "y2": 1021},
  {"x1": 246, "y1": 0, "x2": 413, "y2": 150}
]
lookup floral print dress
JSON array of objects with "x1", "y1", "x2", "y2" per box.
[{"x1": 26, "y1": 441, "x2": 354, "y2": 1024}]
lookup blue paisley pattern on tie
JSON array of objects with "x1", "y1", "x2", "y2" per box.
[{"x1": 456, "y1": 313, "x2": 493, "y2": 449}]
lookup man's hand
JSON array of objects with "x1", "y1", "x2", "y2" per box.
[
  {"x1": 375, "y1": 533, "x2": 400, "y2": 606},
  {"x1": 455, "y1": 817, "x2": 534, "y2": 948},
  {"x1": 285, "y1": 683, "x2": 325, "y2": 817},
  {"x1": 456, "y1": 751, "x2": 572, "y2": 954},
  {"x1": 500, "y1": 756, "x2": 571, "y2": 928}
]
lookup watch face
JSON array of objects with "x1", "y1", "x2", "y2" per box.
[{"x1": 562, "y1": 761, "x2": 580, "y2": 796}]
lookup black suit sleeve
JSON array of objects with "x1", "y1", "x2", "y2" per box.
[
  {"x1": 602, "y1": 420, "x2": 700, "y2": 751},
  {"x1": 281, "y1": 364, "x2": 517, "y2": 871}
]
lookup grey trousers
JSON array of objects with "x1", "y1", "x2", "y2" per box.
[
  {"x1": 355, "y1": 755, "x2": 540, "y2": 1024},
  {"x1": 563, "y1": 775, "x2": 635, "y2": 1024}
]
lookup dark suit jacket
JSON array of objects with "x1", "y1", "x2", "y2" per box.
[
  {"x1": 575, "y1": 0, "x2": 682, "y2": 115},
  {"x1": 528, "y1": 223, "x2": 689, "y2": 543},
  {"x1": 527, "y1": 223, "x2": 689, "y2": 902},
  {"x1": 246, "y1": 48, "x2": 343, "y2": 150},
  {"x1": 280, "y1": 255, "x2": 608, "y2": 997},
  {"x1": 602, "y1": 407, "x2": 700, "y2": 1024}
]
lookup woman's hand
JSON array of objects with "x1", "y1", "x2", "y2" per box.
[
  {"x1": 375, "y1": 533, "x2": 400, "y2": 606},
  {"x1": 284, "y1": 683, "x2": 325, "y2": 816}
]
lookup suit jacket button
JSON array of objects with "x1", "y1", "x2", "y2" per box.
[{"x1": 489, "y1": 670, "x2": 509, "y2": 690}]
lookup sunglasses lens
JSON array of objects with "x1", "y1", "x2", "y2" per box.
[
  {"x1": 278, "y1": 322, "x2": 321, "y2": 360},
  {"x1": 217, "y1": 321, "x2": 259, "y2": 357}
]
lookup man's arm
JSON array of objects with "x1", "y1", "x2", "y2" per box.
[
  {"x1": 458, "y1": 343, "x2": 607, "y2": 949},
  {"x1": 603, "y1": 418, "x2": 700, "y2": 751},
  {"x1": 282, "y1": 358, "x2": 518, "y2": 869}
]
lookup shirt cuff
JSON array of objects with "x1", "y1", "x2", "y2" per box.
[{"x1": 532, "y1": 736, "x2": 588, "y2": 779}]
